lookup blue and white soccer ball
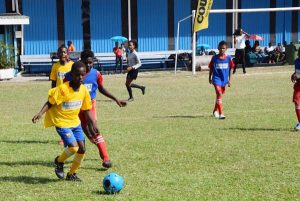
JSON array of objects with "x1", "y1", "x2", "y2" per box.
[{"x1": 102, "y1": 172, "x2": 124, "y2": 194}]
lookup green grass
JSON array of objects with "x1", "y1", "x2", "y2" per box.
[{"x1": 0, "y1": 66, "x2": 299, "y2": 200}]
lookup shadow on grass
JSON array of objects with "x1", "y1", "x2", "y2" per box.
[
  {"x1": 92, "y1": 190, "x2": 118, "y2": 195},
  {"x1": 0, "y1": 140, "x2": 53, "y2": 144},
  {"x1": 0, "y1": 160, "x2": 53, "y2": 167},
  {"x1": 96, "y1": 99, "x2": 113, "y2": 102},
  {"x1": 153, "y1": 115, "x2": 206, "y2": 119},
  {"x1": 0, "y1": 176, "x2": 59, "y2": 184},
  {"x1": 224, "y1": 127, "x2": 293, "y2": 132}
]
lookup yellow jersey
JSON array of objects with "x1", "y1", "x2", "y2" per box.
[
  {"x1": 50, "y1": 61, "x2": 74, "y2": 86},
  {"x1": 44, "y1": 82, "x2": 92, "y2": 128}
]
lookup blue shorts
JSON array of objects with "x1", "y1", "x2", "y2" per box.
[{"x1": 56, "y1": 124, "x2": 85, "y2": 147}]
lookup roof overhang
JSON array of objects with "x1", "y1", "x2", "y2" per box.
[{"x1": 0, "y1": 14, "x2": 29, "y2": 25}]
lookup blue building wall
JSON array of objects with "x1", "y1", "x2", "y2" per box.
[
  {"x1": 137, "y1": 0, "x2": 168, "y2": 51},
  {"x1": 90, "y1": 0, "x2": 121, "y2": 52},
  {"x1": 241, "y1": 0, "x2": 270, "y2": 47},
  {"x1": 174, "y1": 0, "x2": 192, "y2": 50},
  {"x1": 0, "y1": 0, "x2": 5, "y2": 13},
  {"x1": 197, "y1": 0, "x2": 226, "y2": 49},
  {"x1": 276, "y1": 0, "x2": 292, "y2": 45},
  {"x1": 22, "y1": 0, "x2": 58, "y2": 55},
  {"x1": 64, "y1": 0, "x2": 83, "y2": 51}
]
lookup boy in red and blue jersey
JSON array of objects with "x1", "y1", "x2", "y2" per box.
[
  {"x1": 65, "y1": 50, "x2": 126, "y2": 168},
  {"x1": 291, "y1": 48, "x2": 300, "y2": 130},
  {"x1": 209, "y1": 41, "x2": 234, "y2": 119}
]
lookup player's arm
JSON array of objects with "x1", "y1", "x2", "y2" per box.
[
  {"x1": 32, "y1": 101, "x2": 52, "y2": 123},
  {"x1": 291, "y1": 72, "x2": 296, "y2": 83},
  {"x1": 208, "y1": 58, "x2": 214, "y2": 84},
  {"x1": 82, "y1": 110, "x2": 100, "y2": 136},
  {"x1": 98, "y1": 85, "x2": 126, "y2": 107}
]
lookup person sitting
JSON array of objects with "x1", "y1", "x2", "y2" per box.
[
  {"x1": 67, "y1": 41, "x2": 76, "y2": 52},
  {"x1": 264, "y1": 42, "x2": 275, "y2": 64},
  {"x1": 244, "y1": 40, "x2": 252, "y2": 54},
  {"x1": 252, "y1": 40, "x2": 266, "y2": 63},
  {"x1": 274, "y1": 43, "x2": 285, "y2": 62}
]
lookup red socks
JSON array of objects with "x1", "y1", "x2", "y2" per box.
[{"x1": 93, "y1": 134, "x2": 109, "y2": 162}]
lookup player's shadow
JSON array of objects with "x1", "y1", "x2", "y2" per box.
[
  {"x1": 0, "y1": 140, "x2": 52, "y2": 144},
  {"x1": 0, "y1": 160, "x2": 53, "y2": 168},
  {"x1": 153, "y1": 115, "x2": 206, "y2": 119},
  {"x1": 0, "y1": 176, "x2": 59, "y2": 184},
  {"x1": 224, "y1": 127, "x2": 293, "y2": 132}
]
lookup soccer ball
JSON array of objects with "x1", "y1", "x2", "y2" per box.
[{"x1": 102, "y1": 172, "x2": 124, "y2": 194}]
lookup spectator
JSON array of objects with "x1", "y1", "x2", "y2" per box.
[
  {"x1": 252, "y1": 40, "x2": 266, "y2": 63},
  {"x1": 67, "y1": 41, "x2": 76, "y2": 52},
  {"x1": 244, "y1": 40, "x2": 252, "y2": 54},
  {"x1": 113, "y1": 42, "x2": 123, "y2": 73},
  {"x1": 264, "y1": 42, "x2": 275, "y2": 64},
  {"x1": 274, "y1": 43, "x2": 285, "y2": 62},
  {"x1": 233, "y1": 28, "x2": 249, "y2": 74}
]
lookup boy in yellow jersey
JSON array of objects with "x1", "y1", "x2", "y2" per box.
[
  {"x1": 32, "y1": 61, "x2": 98, "y2": 181},
  {"x1": 50, "y1": 45, "x2": 74, "y2": 144},
  {"x1": 50, "y1": 45, "x2": 74, "y2": 88}
]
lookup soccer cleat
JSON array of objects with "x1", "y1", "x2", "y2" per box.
[
  {"x1": 294, "y1": 123, "x2": 300, "y2": 131},
  {"x1": 54, "y1": 156, "x2": 65, "y2": 179},
  {"x1": 102, "y1": 160, "x2": 112, "y2": 168},
  {"x1": 213, "y1": 111, "x2": 219, "y2": 118},
  {"x1": 66, "y1": 173, "x2": 81, "y2": 181},
  {"x1": 141, "y1": 87, "x2": 146, "y2": 95},
  {"x1": 219, "y1": 114, "x2": 226, "y2": 119},
  {"x1": 127, "y1": 97, "x2": 134, "y2": 102}
]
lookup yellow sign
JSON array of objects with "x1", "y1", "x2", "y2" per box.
[{"x1": 193, "y1": 0, "x2": 214, "y2": 32}]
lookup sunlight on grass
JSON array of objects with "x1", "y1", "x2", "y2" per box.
[{"x1": 0, "y1": 66, "x2": 299, "y2": 200}]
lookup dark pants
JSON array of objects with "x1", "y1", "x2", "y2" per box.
[
  {"x1": 115, "y1": 57, "x2": 123, "y2": 73},
  {"x1": 234, "y1": 49, "x2": 246, "y2": 73}
]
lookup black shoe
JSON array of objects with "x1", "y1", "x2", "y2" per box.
[
  {"x1": 243, "y1": 71, "x2": 246, "y2": 74},
  {"x1": 128, "y1": 97, "x2": 134, "y2": 102},
  {"x1": 54, "y1": 156, "x2": 64, "y2": 179},
  {"x1": 102, "y1": 160, "x2": 112, "y2": 168},
  {"x1": 141, "y1": 87, "x2": 146, "y2": 95},
  {"x1": 66, "y1": 173, "x2": 81, "y2": 181}
]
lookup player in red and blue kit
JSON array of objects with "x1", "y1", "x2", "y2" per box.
[
  {"x1": 65, "y1": 50, "x2": 126, "y2": 168},
  {"x1": 291, "y1": 48, "x2": 300, "y2": 130},
  {"x1": 208, "y1": 41, "x2": 234, "y2": 119}
]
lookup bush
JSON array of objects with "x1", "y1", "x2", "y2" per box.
[{"x1": 0, "y1": 42, "x2": 16, "y2": 69}]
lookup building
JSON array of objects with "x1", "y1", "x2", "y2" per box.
[{"x1": 0, "y1": 0, "x2": 299, "y2": 56}]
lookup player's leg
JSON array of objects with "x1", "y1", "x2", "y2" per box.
[
  {"x1": 81, "y1": 101, "x2": 112, "y2": 168},
  {"x1": 126, "y1": 77, "x2": 134, "y2": 101},
  {"x1": 55, "y1": 127, "x2": 79, "y2": 179},
  {"x1": 214, "y1": 85, "x2": 225, "y2": 119},
  {"x1": 295, "y1": 102, "x2": 300, "y2": 130},
  {"x1": 129, "y1": 70, "x2": 146, "y2": 95},
  {"x1": 66, "y1": 125, "x2": 86, "y2": 181}
]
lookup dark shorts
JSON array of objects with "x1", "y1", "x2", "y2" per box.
[{"x1": 127, "y1": 69, "x2": 139, "y2": 80}]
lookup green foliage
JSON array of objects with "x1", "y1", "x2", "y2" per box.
[
  {"x1": 0, "y1": 67, "x2": 299, "y2": 200},
  {"x1": 0, "y1": 41, "x2": 16, "y2": 69}
]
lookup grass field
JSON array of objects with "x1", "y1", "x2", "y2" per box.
[{"x1": 0, "y1": 66, "x2": 299, "y2": 201}]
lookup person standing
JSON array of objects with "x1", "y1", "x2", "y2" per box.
[
  {"x1": 64, "y1": 50, "x2": 127, "y2": 168},
  {"x1": 209, "y1": 41, "x2": 234, "y2": 119},
  {"x1": 125, "y1": 40, "x2": 145, "y2": 101},
  {"x1": 50, "y1": 46, "x2": 74, "y2": 145},
  {"x1": 113, "y1": 42, "x2": 123, "y2": 73},
  {"x1": 67, "y1": 41, "x2": 76, "y2": 52},
  {"x1": 291, "y1": 48, "x2": 300, "y2": 130},
  {"x1": 233, "y1": 28, "x2": 249, "y2": 74},
  {"x1": 32, "y1": 61, "x2": 98, "y2": 181}
]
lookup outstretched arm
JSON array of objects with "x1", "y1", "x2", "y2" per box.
[
  {"x1": 32, "y1": 101, "x2": 52, "y2": 123},
  {"x1": 98, "y1": 85, "x2": 127, "y2": 107}
]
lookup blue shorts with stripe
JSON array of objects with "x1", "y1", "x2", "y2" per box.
[{"x1": 56, "y1": 124, "x2": 85, "y2": 147}]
